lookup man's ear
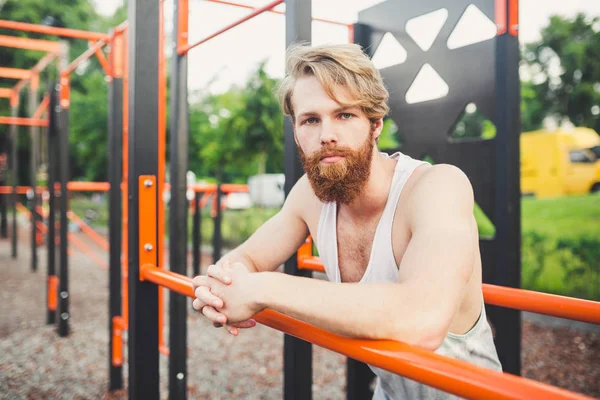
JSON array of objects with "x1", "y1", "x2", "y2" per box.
[{"x1": 372, "y1": 118, "x2": 384, "y2": 140}]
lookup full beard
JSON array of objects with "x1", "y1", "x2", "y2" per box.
[{"x1": 299, "y1": 132, "x2": 375, "y2": 205}]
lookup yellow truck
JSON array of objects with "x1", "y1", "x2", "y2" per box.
[{"x1": 520, "y1": 127, "x2": 600, "y2": 198}]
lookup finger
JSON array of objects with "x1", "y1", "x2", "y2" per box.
[
  {"x1": 194, "y1": 286, "x2": 223, "y2": 309},
  {"x1": 226, "y1": 325, "x2": 239, "y2": 336},
  {"x1": 230, "y1": 319, "x2": 257, "y2": 329},
  {"x1": 202, "y1": 306, "x2": 227, "y2": 325},
  {"x1": 207, "y1": 263, "x2": 232, "y2": 285},
  {"x1": 192, "y1": 298, "x2": 206, "y2": 312},
  {"x1": 191, "y1": 275, "x2": 207, "y2": 291}
]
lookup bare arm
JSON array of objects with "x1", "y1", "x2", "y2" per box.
[
  {"x1": 214, "y1": 176, "x2": 312, "y2": 273},
  {"x1": 248, "y1": 165, "x2": 477, "y2": 349}
]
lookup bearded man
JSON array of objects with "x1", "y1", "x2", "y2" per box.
[{"x1": 192, "y1": 43, "x2": 502, "y2": 399}]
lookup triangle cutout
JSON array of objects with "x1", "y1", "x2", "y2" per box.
[
  {"x1": 371, "y1": 32, "x2": 408, "y2": 70},
  {"x1": 447, "y1": 5, "x2": 497, "y2": 50},
  {"x1": 405, "y1": 8, "x2": 449, "y2": 51},
  {"x1": 405, "y1": 63, "x2": 449, "y2": 104}
]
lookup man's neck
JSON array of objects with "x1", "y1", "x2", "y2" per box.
[{"x1": 339, "y1": 152, "x2": 396, "y2": 221}]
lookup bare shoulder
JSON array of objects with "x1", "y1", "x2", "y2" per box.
[{"x1": 407, "y1": 164, "x2": 474, "y2": 222}]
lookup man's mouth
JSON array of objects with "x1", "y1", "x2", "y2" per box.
[{"x1": 320, "y1": 154, "x2": 345, "y2": 164}]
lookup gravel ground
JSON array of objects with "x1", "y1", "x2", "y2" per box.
[{"x1": 1, "y1": 225, "x2": 598, "y2": 399}]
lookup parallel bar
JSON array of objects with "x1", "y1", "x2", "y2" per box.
[
  {"x1": 0, "y1": 117, "x2": 48, "y2": 127},
  {"x1": 178, "y1": 0, "x2": 284, "y2": 55},
  {"x1": 283, "y1": 1, "x2": 313, "y2": 399},
  {"x1": 0, "y1": 34, "x2": 61, "y2": 52},
  {"x1": 168, "y1": 0, "x2": 189, "y2": 397},
  {"x1": 46, "y1": 83, "x2": 58, "y2": 325},
  {"x1": 0, "y1": 20, "x2": 110, "y2": 42},
  {"x1": 127, "y1": 0, "x2": 161, "y2": 395},
  {"x1": 0, "y1": 67, "x2": 31, "y2": 80},
  {"x1": 139, "y1": 265, "x2": 592, "y2": 400},
  {"x1": 297, "y1": 256, "x2": 600, "y2": 325}
]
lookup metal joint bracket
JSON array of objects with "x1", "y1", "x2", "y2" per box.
[{"x1": 138, "y1": 175, "x2": 157, "y2": 281}]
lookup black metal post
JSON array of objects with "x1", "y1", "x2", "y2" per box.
[
  {"x1": 29, "y1": 80, "x2": 39, "y2": 272},
  {"x1": 490, "y1": 0, "x2": 521, "y2": 376},
  {"x1": 47, "y1": 83, "x2": 58, "y2": 325},
  {"x1": 212, "y1": 183, "x2": 222, "y2": 263},
  {"x1": 108, "y1": 39, "x2": 124, "y2": 390},
  {"x1": 192, "y1": 191, "x2": 200, "y2": 277},
  {"x1": 168, "y1": 0, "x2": 189, "y2": 397},
  {"x1": 283, "y1": 1, "x2": 312, "y2": 399},
  {"x1": 0, "y1": 189, "x2": 6, "y2": 239},
  {"x1": 127, "y1": 0, "x2": 160, "y2": 397},
  {"x1": 57, "y1": 78, "x2": 70, "y2": 338},
  {"x1": 10, "y1": 103, "x2": 18, "y2": 258}
]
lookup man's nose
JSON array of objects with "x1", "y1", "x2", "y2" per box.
[{"x1": 319, "y1": 121, "x2": 338, "y2": 145}]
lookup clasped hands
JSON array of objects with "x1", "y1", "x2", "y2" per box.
[{"x1": 191, "y1": 260, "x2": 262, "y2": 336}]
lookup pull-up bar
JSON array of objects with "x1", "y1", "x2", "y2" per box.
[
  {"x1": 0, "y1": 19, "x2": 110, "y2": 42},
  {"x1": 0, "y1": 34, "x2": 61, "y2": 53},
  {"x1": 0, "y1": 67, "x2": 31, "y2": 80},
  {"x1": 138, "y1": 264, "x2": 591, "y2": 400}
]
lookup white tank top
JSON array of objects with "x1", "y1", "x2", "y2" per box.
[{"x1": 316, "y1": 151, "x2": 502, "y2": 399}]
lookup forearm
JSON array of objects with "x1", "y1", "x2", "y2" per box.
[
  {"x1": 216, "y1": 246, "x2": 259, "y2": 273},
  {"x1": 257, "y1": 272, "x2": 443, "y2": 349}
]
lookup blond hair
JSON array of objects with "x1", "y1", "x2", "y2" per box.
[{"x1": 277, "y1": 43, "x2": 390, "y2": 122}]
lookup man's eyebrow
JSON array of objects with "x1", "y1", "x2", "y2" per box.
[{"x1": 297, "y1": 106, "x2": 359, "y2": 119}]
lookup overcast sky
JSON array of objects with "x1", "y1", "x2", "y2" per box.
[{"x1": 92, "y1": 0, "x2": 600, "y2": 94}]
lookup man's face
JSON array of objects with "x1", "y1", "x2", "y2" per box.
[{"x1": 291, "y1": 75, "x2": 382, "y2": 204}]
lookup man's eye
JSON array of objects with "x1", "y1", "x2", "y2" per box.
[
  {"x1": 304, "y1": 117, "x2": 318, "y2": 125},
  {"x1": 340, "y1": 113, "x2": 353, "y2": 120}
]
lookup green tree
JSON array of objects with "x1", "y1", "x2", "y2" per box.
[{"x1": 521, "y1": 13, "x2": 600, "y2": 132}]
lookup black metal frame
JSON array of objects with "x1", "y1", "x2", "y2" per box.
[
  {"x1": 192, "y1": 191, "x2": 201, "y2": 277},
  {"x1": 29, "y1": 82, "x2": 39, "y2": 272},
  {"x1": 10, "y1": 102, "x2": 18, "y2": 259},
  {"x1": 108, "y1": 56, "x2": 124, "y2": 390},
  {"x1": 168, "y1": 0, "x2": 189, "y2": 397},
  {"x1": 283, "y1": 1, "x2": 313, "y2": 399},
  {"x1": 127, "y1": 0, "x2": 160, "y2": 397},
  {"x1": 212, "y1": 184, "x2": 222, "y2": 262},
  {"x1": 47, "y1": 82, "x2": 58, "y2": 326}
]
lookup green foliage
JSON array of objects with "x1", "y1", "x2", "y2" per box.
[
  {"x1": 521, "y1": 13, "x2": 600, "y2": 132},
  {"x1": 378, "y1": 118, "x2": 400, "y2": 149}
]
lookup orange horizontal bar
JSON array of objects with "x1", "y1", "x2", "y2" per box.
[
  {"x1": 0, "y1": 67, "x2": 31, "y2": 80},
  {"x1": 179, "y1": 0, "x2": 284, "y2": 55},
  {"x1": 0, "y1": 116, "x2": 48, "y2": 127},
  {"x1": 32, "y1": 94, "x2": 49, "y2": 120},
  {"x1": 139, "y1": 264, "x2": 589, "y2": 400},
  {"x1": 66, "y1": 181, "x2": 110, "y2": 192},
  {"x1": 483, "y1": 284, "x2": 600, "y2": 325},
  {"x1": 0, "y1": 20, "x2": 110, "y2": 42},
  {"x1": 0, "y1": 88, "x2": 12, "y2": 98},
  {"x1": 62, "y1": 41, "x2": 107, "y2": 76},
  {"x1": 68, "y1": 231, "x2": 108, "y2": 270},
  {"x1": 297, "y1": 256, "x2": 600, "y2": 325},
  {"x1": 0, "y1": 34, "x2": 61, "y2": 53}
]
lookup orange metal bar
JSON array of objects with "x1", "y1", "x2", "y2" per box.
[
  {"x1": 508, "y1": 0, "x2": 519, "y2": 36},
  {"x1": 483, "y1": 284, "x2": 600, "y2": 325},
  {"x1": 139, "y1": 175, "x2": 157, "y2": 271},
  {"x1": 62, "y1": 41, "x2": 107, "y2": 76},
  {"x1": 112, "y1": 32, "x2": 124, "y2": 79},
  {"x1": 67, "y1": 211, "x2": 109, "y2": 251},
  {"x1": 66, "y1": 181, "x2": 110, "y2": 192},
  {"x1": 0, "y1": 34, "x2": 61, "y2": 53},
  {"x1": 89, "y1": 40, "x2": 111, "y2": 76},
  {"x1": 68, "y1": 232, "x2": 108, "y2": 270},
  {"x1": 48, "y1": 276, "x2": 59, "y2": 311},
  {"x1": 12, "y1": 52, "x2": 58, "y2": 96},
  {"x1": 0, "y1": 116, "x2": 48, "y2": 127},
  {"x1": 112, "y1": 316, "x2": 124, "y2": 366},
  {"x1": 158, "y1": 0, "x2": 167, "y2": 351},
  {"x1": 177, "y1": 0, "x2": 189, "y2": 51},
  {"x1": 0, "y1": 20, "x2": 110, "y2": 42},
  {"x1": 0, "y1": 67, "x2": 31, "y2": 80},
  {"x1": 32, "y1": 94, "x2": 49, "y2": 120},
  {"x1": 495, "y1": 0, "x2": 507, "y2": 35},
  {"x1": 297, "y1": 254, "x2": 600, "y2": 325},
  {"x1": 139, "y1": 264, "x2": 591, "y2": 400},
  {"x1": 178, "y1": 0, "x2": 284, "y2": 55},
  {"x1": 59, "y1": 73, "x2": 70, "y2": 109},
  {"x1": 204, "y1": 0, "x2": 351, "y2": 27},
  {"x1": 0, "y1": 88, "x2": 12, "y2": 98}
]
